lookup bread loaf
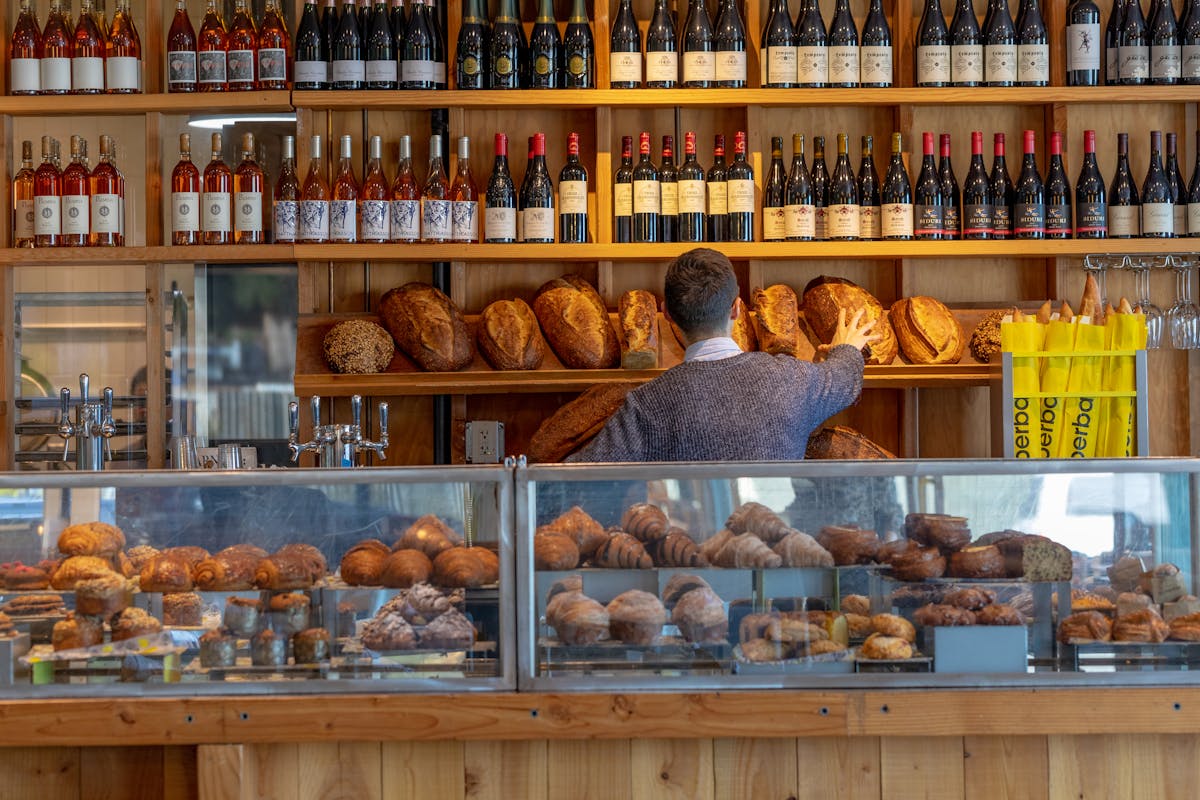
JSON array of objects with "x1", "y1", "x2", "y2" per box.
[
  {"x1": 527, "y1": 383, "x2": 635, "y2": 462},
  {"x1": 379, "y1": 282, "x2": 474, "y2": 371},
  {"x1": 532, "y1": 275, "x2": 620, "y2": 369},
  {"x1": 323, "y1": 319, "x2": 395, "y2": 374},
  {"x1": 890, "y1": 296, "x2": 965, "y2": 364},
  {"x1": 732, "y1": 298, "x2": 758, "y2": 352},
  {"x1": 476, "y1": 298, "x2": 546, "y2": 371},
  {"x1": 617, "y1": 289, "x2": 659, "y2": 369},
  {"x1": 802, "y1": 276, "x2": 899, "y2": 365},
  {"x1": 751, "y1": 284, "x2": 801, "y2": 356},
  {"x1": 805, "y1": 426, "x2": 896, "y2": 459}
]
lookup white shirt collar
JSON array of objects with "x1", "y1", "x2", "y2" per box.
[{"x1": 684, "y1": 337, "x2": 742, "y2": 362}]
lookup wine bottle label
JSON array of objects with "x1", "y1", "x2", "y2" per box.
[
  {"x1": 107, "y1": 57, "x2": 140, "y2": 91},
  {"x1": 1184, "y1": 45, "x2": 1200, "y2": 80},
  {"x1": 435, "y1": 60, "x2": 447, "y2": 84},
  {"x1": 1106, "y1": 46, "x2": 1120, "y2": 81},
  {"x1": 1108, "y1": 204, "x2": 1139, "y2": 236},
  {"x1": 1151, "y1": 45, "x2": 1182, "y2": 81},
  {"x1": 634, "y1": 180, "x2": 661, "y2": 214},
  {"x1": 71, "y1": 56, "x2": 105, "y2": 92},
  {"x1": 299, "y1": 200, "x2": 330, "y2": 241},
  {"x1": 1016, "y1": 43, "x2": 1049, "y2": 83},
  {"x1": 534, "y1": 52, "x2": 555, "y2": 78},
  {"x1": 860, "y1": 45, "x2": 892, "y2": 85},
  {"x1": 661, "y1": 181, "x2": 678, "y2": 216},
  {"x1": 1189, "y1": 203, "x2": 1200, "y2": 236},
  {"x1": 942, "y1": 205, "x2": 959, "y2": 237},
  {"x1": 172, "y1": 191, "x2": 200, "y2": 233},
  {"x1": 259, "y1": 49, "x2": 288, "y2": 81},
  {"x1": 1075, "y1": 201, "x2": 1106, "y2": 235},
  {"x1": 62, "y1": 195, "x2": 90, "y2": 236},
  {"x1": 390, "y1": 199, "x2": 420, "y2": 240},
  {"x1": 485, "y1": 206, "x2": 516, "y2": 241},
  {"x1": 984, "y1": 44, "x2": 1017, "y2": 83},
  {"x1": 41, "y1": 57, "x2": 71, "y2": 92},
  {"x1": 1173, "y1": 203, "x2": 1186, "y2": 237},
  {"x1": 916, "y1": 45, "x2": 951, "y2": 84},
  {"x1": 859, "y1": 205, "x2": 881, "y2": 239},
  {"x1": 727, "y1": 178, "x2": 755, "y2": 213},
  {"x1": 523, "y1": 206, "x2": 555, "y2": 241},
  {"x1": 367, "y1": 60, "x2": 399, "y2": 83},
  {"x1": 815, "y1": 205, "x2": 827, "y2": 239},
  {"x1": 451, "y1": 200, "x2": 479, "y2": 242},
  {"x1": 766, "y1": 46, "x2": 797, "y2": 85},
  {"x1": 951, "y1": 44, "x2": 983, "y2": 84},
  {"x1": 991, "y1": 203, "x2": 1012, "y2": 235},
  {"x1": 559, "y1": 181, "x2": 588, "y2": 214},
  {"x1": 1066, "y1": 23, "x2": 1101, "y2": 71},
  {"x1": 826, "y1": 203, "x2": 860, "y2": 238},
  {"x1": 234, "y1": 192, "x2": 264, "y2": 233},
  {"x1": 646, "y1": 51, "x2": 679, "y2": 83},
  {"x1": 828, "y1": 45, "x2": 860, "y2": 85},
  {"x1": 202, "y1": 191, "x2": 231, "y2": 233},
  {"x1": 763, "y1": 206, "x2": 786, "y2": 240},
  {"x1": 1014, "y1": 202, "x2": 1045, "y2": 235},
  {"x1": 402, "y1": 59, "x2": 437, "y2": 83},
  {"x1": 328, "y1": 199, "x2": 356, "y2": 241},
  {"x1": 167, "y1": 50, "x2": 198, "y2": 86},
  {"x1": 294, "y1": 59, "x2": 329, "y2": 85},
  {"x1": 707, "y1": 182, "x2": 728, "y2": 216},
  {"x1": 227, "y1": 50, "x2": 256, "y2": 84},
  {"x1": 494, "y1": 53, "x2": 517, "y2": 78},
  {"x1": 1119, "y1": 45, "x2": 1149, "y2": 80},
  {"x1": 614, "y1": 183, "x2": 633, "y2": 216},
  {"x1": 963, "y1": 202, "x2": 992, "y2": 235},
  {"x1": 610, "y1": 52, "x2": 642, "y2": 83},
  {"x1": 422, "y1": 198, "x2": 453, "y2": 240},
  {"x1": 882, "y1": 202, "x2": 913, "y2": 237},
  {"x1": 14, "y1": 199, "x2": 34, "y2": 240},
  {"x1": 678, "y1": 179, "x2": 706, "y2": 213},
  {"x1": 198, "y1": 51, "x2": 228, "y2": 84},
  {"x1": 784, "y1": 203, "x2": 816, "y2": 239},
  {"x1": 796, "y1": 46, "x2": 829, "y2": 85},
  {"x1": 715, "y1": 49, "x2": 747, "y2": 82},
  {"x1": 1141, "y1": 202, "x2": 1173, "y2": 235},
  {"x1": 11, "y1": 58, "x2": 40, "y2": 93},
  {"x1": 683, "y1": 51, "x2": 716, "y2": 83},
  {"x1": 332, "y1": 59, "x2": 366, "y2": 83},
  {"x1": 914, "y1": 203, "x2": 944, "y2": 236},
  {"x1": 34, "y1": 196, "x2": 61, "y2": 236},
  {"x1": 273, "y1": 200, "x2": 298, "y2": 241},
  {"x1": 566, "y1": 48, "x2": 591, "y2": 82}
]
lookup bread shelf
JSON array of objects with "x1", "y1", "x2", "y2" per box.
[
  {"x1": 0, "y1": 244, "x2": 294, "y2": 266},
  {"x1": 0, "y1": 91, "x2": 293, "y2": 117}
]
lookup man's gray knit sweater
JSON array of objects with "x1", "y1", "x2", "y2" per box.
[{"x1": 567, "y1": 344, "x2": 865, "y2": 462}]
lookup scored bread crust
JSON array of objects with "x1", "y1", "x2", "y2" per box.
[
  {"x1": 532, "y1": 275, "x2": 620, "y2": 369},
  {"x1": 618, "y1": 289, "x2": 660, "y2": 369},
  {"x1": 801, "y1": 276, "x2": 899, "y2": 365},
  {"x1": 527, "y1": 383, "x2": 636, "y2": 462},
  {"x1": 379, "y1": 282, "x2": 474, "y2": 372},
  {"x1": 751, "y1": 284, "x2": 801, "y2": 356},
  {"x1": 476, "y1": 298, "x2": 546, "y2": 371},
  {"x1": 890, "y1": 296, "x2": 966, "y2": 364}
]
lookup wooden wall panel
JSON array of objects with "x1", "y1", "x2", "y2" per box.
[
  {"x1": 795, "y1": 737, "x2": 882, "y2": 800},
  {"x1": 1047, "y1": 734, "x2": 1135, "y2": 800},
  {"x1": 80, "y1": 746, "x2": 164, "y2": 800},
  {"x1": 879, "y1": 737, "x2": 964, "y2": 800},
  {"x1": 197, "y1": 745, "x2": 245, "y2": 800},
  {"x1": 0, "y1": 746, "x2": 80, "y2": 800},
  {"x1": 242, "y1": 743, "x2": 301, "y2": 800},
  {"x1": 296, "y1": 742, "x2": 382, "y2": 800},
  {"x1": 380, "y1": 741, "x2": 466, "y2": 800},
  {"x1": 963, "y1": 736, "x2": 1048, "y2": 800},
  {"x1": 629, "y1": 738, "x2": 715, "y2": 800},
  {"x1": 546, "y1": 740, "x2": 632, "y2": 800},
  {"x1": 163, "y1": 746, "x2": 199, "y2": 800},
  {"x1": 713, "y1": 737, "x2": 798, "y2": 800},
  {"x1": 463, "y1": 740, "x2": 547, "y2": 800},
  {"x1": 916, "y1": 386, "x2": 994, "y2": 459}
]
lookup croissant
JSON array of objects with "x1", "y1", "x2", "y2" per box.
[
  {"x1": 648, "y1": 529, "x2": 708, "y2": 568},
  {"x1": 591, "y1": 532, "x2": 653, "y2": 569},
  {"x1": 272, "y1": 543, "x2": 327, "y2": 581},
  {"x1": 545, "y1": 506, "x2": 608, "y2": 559},
  {"x1": 339, "y1": 540, "x2": 391, "y2": 586},
  {"x1": 472, "y1": 547, "x2": 500, "y2": 584},
  {"x1": 713, "y1": 532, "x2": 783, "y2": 569},
  {"x1": 395, "y1": 515, "x2": 463, "y2": 559},
  {"x1": 620, "y1": 504, "x2": 671, "y2": 543},
  {"x1": 698, "y1": 529, "x2": 736, "y2": 565},
  {"x1": 254, "y1": 555, "x2": 315, "y2": 590},
  {"x1": 193, "y1": 555, "x2": 257, "y2": 590},
  {"x1": 50, "y1": 555, "x2": 116, "y2": 590},
  {"x1": 139, "y1": 554, "x2": 193, "y2": 592},
  {"x1": 433, "y1": 548, "x2": 489, "y2": 588},
  {"x1": 725, "y1": 502, "x2": 793, "y2": 543},
  {"x1": 57, "y1": 521, "x2": 126, "y2": 558},
  {"x1": 535, "y1": 531, "x2": 580, "y2": 571},
  {"x1": 380, "y1": 549, "x2": 433, "y2": 588},
  {"x1": 772, "y1": 531, "x2": 835, "y2": 568}
]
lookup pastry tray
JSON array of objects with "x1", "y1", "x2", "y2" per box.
[
  {"x1": 731, "y1": 644, "x2": 854, "y2": 674},
  {"x1": 1062, "y1": 640, "x2": 1200, "y2": 672},
  {"x1": 537, "y1": 636, "x2": 729, "y2": 675}
]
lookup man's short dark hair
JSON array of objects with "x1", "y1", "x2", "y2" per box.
[{"x1": 664, "y1": 248, "x2": 738, "y2": 335}]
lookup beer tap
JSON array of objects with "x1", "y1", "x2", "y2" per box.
[
  {"x1": 57, "y1": 373, "x2": 117, "y2": 471},
  {"x1": 288, "y1": 395, "x2": 389, "y2": 468}
]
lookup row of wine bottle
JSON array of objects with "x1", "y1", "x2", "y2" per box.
[
  {"x1": 13, "y1": 134, "x2": 127, "y2": 248},
  {"x1": 10, "y1": 0, "x2": 143, "y2": 95}
]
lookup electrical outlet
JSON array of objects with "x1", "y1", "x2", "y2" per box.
[{"x1": 465, "y1": 421, "x2": 504, "y2": 463}]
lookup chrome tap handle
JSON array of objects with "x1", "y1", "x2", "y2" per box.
[
  {"x1": 57, "y1": 388, "x2": 74, "y2": 462},
  {"x1": 351, "y1": 395, "x2": 363, "y2": 438},
  {"x1": 79, "y1": 374, "x2": 90, "y2": 407},
  {"x1": 100, "y1": 388, "x2": 116, "y2": 437},
  {"x1": 360, "y1": 400, "x2": 390, "y2": 461},
  {"x1": 287, "y1": 401, "x2": 302, "y2": 461},
  {"x1": 310, "y1": 395, "x2": 322, "y2": 430}
]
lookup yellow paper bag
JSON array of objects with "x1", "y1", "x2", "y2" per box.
[
  {"x1": 1037, "y1": 318, "x2": 1076, "y2": 458},
  {"x1": 1057, "y1": 321, "x2": 1107, "y2": 458},
  {"x1": 1100, "y1": 312, "x2": 1148, "y2": 457},
  {"x1": 1001, "y1": 320, "x2": 1046, "y2": 458}
]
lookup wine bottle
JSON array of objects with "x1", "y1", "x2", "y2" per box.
[
  {"x1": 614, "y1": 135, "x2": 634, "y2": 242},
  {"x1": 1166, "y1": 131, "x2": 1187, "y2": 235},
  {"x1": 106, "y1": 0, "x2": 141, "y2": 94},
  {"x1": 522, "y1": 133, "x2": 555, "y2": 243},
  {"x1": 1184, "y1": 0, "x2": 1200, "y2": 83},
  {"x1": 1106, "y1": 0, "x2": 1125, "y2": 84},
  {"x1": 202, "y1": 132, "x2": 232, "y2": 244},
  {"x1": 949, "y1": 0, "x2": 982, "y2": 85},
  {"x1": 299, "y1": 136, "x2": 330, "y2": 243},
  {"x1": 485, "y1": 133, "x2": 517, "y2": 243},
  {"x1": 294, "y1": 0, "x2": 328, "y2": 89},
  {"x1": 33, "y1": 136, "x2": 61, "y2": 247},
  {"x1": 763, "y1": 136, "x2": 787, "y2": 242},
  {"x1": 530, "y1": 0, "x2": 563, "y2": 88},
  {"x1": 226, "y1": 0, "x2": 258, "y2": 91},
  {"x1": 1187, "y1": 130, "x2": 1200, "y2": 235},
  {"x1": 391, "y1": 0, "x2": 408, "y2": 70},
  {"x1": 796, "y1": 0, "x2": 829, "y2": 88},
  {"x1": 517, "y1": 135, "x2": 533, "y2": 242},
  {"x1": 989, "y1": 132, "x2": 1015, "y2": 238},
  {"x1": 1109, "y1": 131, "x2": 1140, "y2": 238},
  {"x1": 1014, "y1": 129, "x2": 1045, "y2": 239},
  {"x1": 762, "y1": 0, "x2": 797, "y2": 87},
  {"x1": 646, "y1": 0, "x2": 678, "y2": 88},
  {"x1": 1075, "y1": 129, "x2": 1107, "y2": 238},
  {"x1": 233, "y1": 132, "x2": 265, "y2": 244},
  {"x1": 391, "y1": 135, "x2": 421, "y2": 242},
  {"x1": 1120, "y1": 0, "x2": 1149, "y2": 83},
  {"x1": 454, "y1": 0, "x2": 486, "y2": 88},
  {"x1": 450, "y1": 136, "x2": 479, "y2": 243},
  {"x1": 727, "y1": 131, "x2": 754, "y2": 242},
  {"x1": 632, "y1": 131, "x2": 661, "y2": 242},
  {"x1": 1149, "y1": 0, "x2": 1181, "y2": 84},
  {"x1": 785, "y1": 133, "x2": 816, "y2": 241},
  {"x1": 428, "y1": 0, "x2": 449, "y2": 89},
  {"x1": 858, "y1": 135, "x2": 881, "y2": 240},
  {"x1": 89, "y1": 135, "x2": 123, "y2": 247},
  {"x1": 1066, "y1": 0, "x2": 1101, "y2": 86},
  {"x1": 39, "y1": 1, "x2": 72, "y2": 96},
  {"x1": 715, "y1": 0, "x2": 747, "y2": 87},
  {"x1": 682, "y1": 0, "x2": 716, "y2": 88},
  {"x1": 197, "y1": 0, "x2": 229, "y2": 92},
  {"x1": 828, "y1": 0, "x2": 859, "y2": 87},
  {"x1": 72, "y1": 0, "x2": 106, "y2": 96},
  {"x1": 273, "y1": 135, "x2": 300, "y2": 244},
  {"x1": 678, "y1": 131, "x2": 707, "y2": 242},
  {"x1": 422, "y1": 134, "x2": 452, "y2": 242},
  {"x1": 12, "y1": 140, "x2": 36, "y2": 248},
  {"x1": 812, "y1": 135, "x2": 830, "y2": 239},
  {"x1": 490, "y1": 0, "x2": 525, "y2": 89},
  {"x1": 1041, "y1": 131, "x2": 1071, "y2": 239},
  {"x1": 828, "y1": 133, "x2": 860, "y2": 241},
  {"x1": 11, "y1": 0, "x2": 42, "y2": 96},
  {"x1": 939, "y1": 133, "x2": 960, "y2": 239},
  {"x1": 365, "y1": 0, "x2": 397, "y2": 88},
  {"x1": 881, "y1": 133, "x2": 913, "y2": 240},
  {"x1": 963, "y1": 130, "x2": 991, "y2": 239},
  {"x1": 322, "y1": 0, "x2": 339, "y2": 66},
  {"x1": 332, "y1": 0, "x2": 365, "y2": 89},
  {"x1": 707, "y1": 135, "x2": 729, "y2": 241},
  {"x1": 61, "y1": 135, "x2": 91, "y2": 247},
  {"x1": 609, "y1": 0, "x2": 642, "y2": 88},
  {"x1": 983, "y1": 0, "x2": 1017, "y2": 86},
  {"x1": 860, "y1": 0, "x2": 892, "y2": 86},
  {"x1": 330, "y1": 135, "x2": 359, "y2": 242},
  {"x1": 914, "y1": 132, "x2": 944, "y2": 240},
  {"x1": 401, "y1": 0, "x2": 437, "y2": 88},
  {"x1": 1141, "y1": 130, "x2": 1174, "y2": 237},
  {"x1": 1015, "y1": 0, "x2": 1048, "y2": 86},
  {"x1": 258, "y1": 0, "x2": 290, "y2": 90},
  {"x1": 659, "y1": 135, "x2": 678, "y2": 242},
  {"x1": 563, "y1": 0, "x2": 595, "y2": 87},
  {"x1": 559, "y1": 132, "x2": 589, "y2": 243},
  {"x1": 916, "y1": 0, "x2": 951, "y2": 87}
]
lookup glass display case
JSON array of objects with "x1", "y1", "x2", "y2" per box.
[
  {"x1": 0, "y1": 465, "x2": 513, "y2": 695},
  {"x1": 517, "y1": 459, "x2": 1200, "y2": 690}
]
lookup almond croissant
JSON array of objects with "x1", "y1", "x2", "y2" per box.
[{"x1": 57, "y1": 522, "x2": 126, "y2": 558}]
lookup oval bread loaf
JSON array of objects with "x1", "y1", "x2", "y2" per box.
[
  {"x1": 802, "y1": 276, "x2": 899, "y2": 365},
  {"x1": 477, "y1": 298, "x2": 546, "y2": 371},
  {"x1": 532, "y1": 275, "x2": 620, "y2": 369},
  {"x1": 379, "y1": 282, "x2": 474, "y2": 371},
  {"x1": 890, "y1": 296, "x2": 965, "y2": 364}
]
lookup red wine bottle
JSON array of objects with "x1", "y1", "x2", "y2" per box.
[
  {"x1": 914, "y1": 132, "x2": 944, "y2": 240},
  {"x1": 714, "y1": 0, "x2": 747, "y2": 87},
  {"x1": 1044, "y1": 131, "x2": 1073, "y2": 239},
  {"x1": 1015, "y1": 0, "x2": 1048, "y2": 86},
  {"x1": 1014, "y1": 129, "x2": 1045, "y2": 239},
  {"x1": 646, "y1": 0, "x2": 678, "y2": 88},
  {"x1": 962, "y1": 130, "x2": 991, "y2": 239},
  {"x1": 706, "y1": 134, "x2": 728, "y2": 242},
  {"x1": 1166, "y1": 131, "x2": 1187, "y2": 235},
  {"x1": 828, "y1": 0, "x2": 860, "y2": 88},
  {"x1": 614, "y1": 135, "x2": 633, "y2": 242},
  {"x1": 762, "y1": 0, "x2": 797, "y2": 87},
  {"x1": 1120, "y1": 0, "x2": 1149, "y2": 84},
  {"x1": 1109, "y1": 131, "x2": 1140, "y2": 238},
  {"x1": 881, "y1": 132, "x2": 913, "y2": 240},
  {"x1": 858, "y1": 135, "x2": 881, "y2": 240},
  {"x1": 727, "y1": 130, "x2": 754, "y2": 242},
  {"x1": 1148, "y1": 0, "x2": 1181, "y2": 84},
  {"x1": 659, "y1": 135, "x2": 678, "y2": 242},
  {"x1": 1066, "y1": 0, "x2": 1101, "y2": 86},
  {"x1": 860, "y1": 0, "x2": 892, "y2": 86},
  {"x1": 632, "y1": 131, "x2": 661, "y2": 243},
  {"x1": 558, "y1": 132, "x2": 588, "y2": 243},
  {"x1": 1183, "y1": 0, "x2": 1200, "y2": 83},
  {"x1": 785, "y1": 134, "x2": 815, "y2": 241},
  {"x1": 485, "y1": 133, "x2": 517, "y2": 243},
  {"x1": 1106, "y1": 0, "x2": 1125, "y2": 84},
  {"x1": 983, "y1": 0, "x2": 1017, "y2": 86},
  {"x1": 1075, "y1": 129, "x2": 1107, "y2": 239},
  {"x1": 827, "y1": 133, "x2": 860, "y2": 241},
  {"x1": 796, "y1": 0, "x2": 829, "y2": 87},
  {"x1": 916, "y1": 0, "x2": 950, "y2": 86},
  {"x1": 939, "y1": 133, "x2": 960, "y2": 239},
  {"x1": 1187, "y1": 130, "x2": 1200, "y2": 236},
  {"x1": 1141, "y1": 130, "x2": 1174, "y2": 237},
  {"x1": 764, "y1": 136, "x2": 787, "y2": 242},
  {"x1": 950, "y1": 0, "x2": 982, "y2": 86},
  {"x1": 521, "y1": 132, "x2": 555, "y2": 243},
  {"x1": 812, "y1": 136, "x2": 830, "y2": 239},
  {"x1": 989, "y1": 132, "x2": 1015, "y2": 239},
  {"x1": 609, "y1": 0, "x2": 642, "y2": 88},
  {"x1": 682, "y1": 0, "x2": 716, "y2": 88},
  {"x1": 677, "y1": 131, "x2": 706, "y2": 242}
]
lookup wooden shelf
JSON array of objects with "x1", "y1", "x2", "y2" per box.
[
  {"x1": 0, "y1": 91, "x2": 293, "y2": 116},
  {"x1": 0, "y1": 244, "x2": 294, "y2": 265}
]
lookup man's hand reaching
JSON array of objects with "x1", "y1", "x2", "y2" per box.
[{"x1": 830, "y1": 307, "x2": 881, "y2": 351}]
